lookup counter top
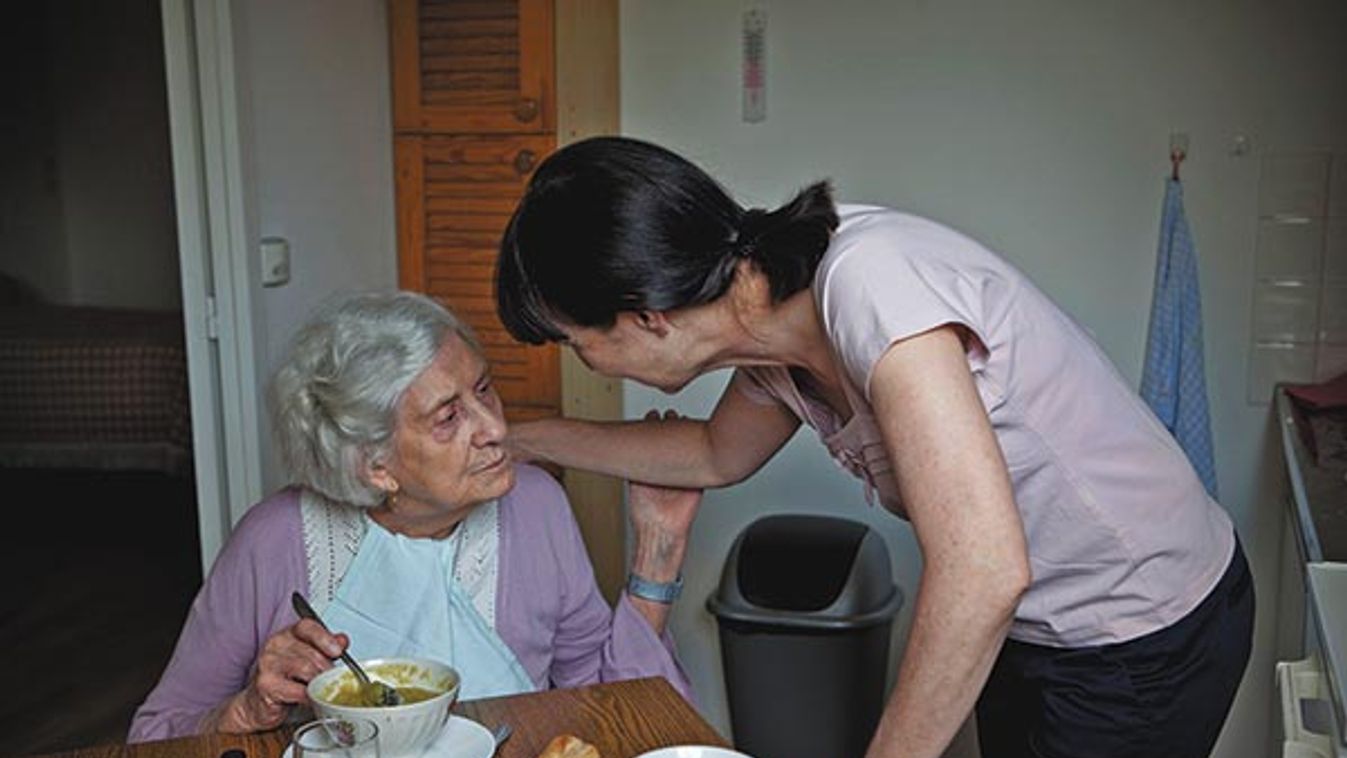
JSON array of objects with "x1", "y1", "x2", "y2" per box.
[{"x1": 1277, "y1": 391, "x2": 1347, "y2": 563}]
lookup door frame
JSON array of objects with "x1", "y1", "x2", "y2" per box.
[{"x1": 160, "y1": 0, "x2": 266, "y2": 571}]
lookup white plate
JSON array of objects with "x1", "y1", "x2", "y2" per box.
[
  {"x1": 283, "y1": 715, "x2": 495, "y2": 758},
  {"x1": 634, "y1": 747, "x2": 754, "y2": 758},
  {"x1": 416, "y1": 715, "x2": 495, "y2": 758}
]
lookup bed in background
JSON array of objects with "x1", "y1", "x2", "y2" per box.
[{"x1": 0, "y1": 277, "x2": 192, "y2": 476}]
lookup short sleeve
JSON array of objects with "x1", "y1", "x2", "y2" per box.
[{"x1": 816, "y1": 224, "x2": 992, "y2": 403}]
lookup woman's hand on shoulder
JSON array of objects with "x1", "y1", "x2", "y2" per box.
[
  {"x1": 208, "y1": 619, "x2": 348, "y2": 733},
  {"x1": 504, "y1": 418, "x2": 555, "y2": 465}
]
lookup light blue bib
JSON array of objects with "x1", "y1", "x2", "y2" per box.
[{"x1": 320, "y1": 511, "x2": 536, "y2": 701}]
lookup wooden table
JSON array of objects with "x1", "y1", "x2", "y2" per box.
[{"x1": 41, "y1": 678, "x2": 729, "y2": 758}]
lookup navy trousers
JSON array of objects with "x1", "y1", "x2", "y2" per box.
[{"x1": 976, "y1": 539, "x2": 1255, "y2": 758}]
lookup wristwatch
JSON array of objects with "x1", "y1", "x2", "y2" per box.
[{"x1": 627, "y1": 572, "x2": 683, "y2": 604}]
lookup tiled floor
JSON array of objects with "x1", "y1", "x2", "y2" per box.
[{"x1": 0, "y1": 470, "x2": 201, "y2": 756}]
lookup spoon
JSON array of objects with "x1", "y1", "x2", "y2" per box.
[
  {"x1": 491, "y1": 723, "x2": 513, "y2": 756},
  {"x1": 290, "y1": 592, "x2": 403, "y2": 707}
]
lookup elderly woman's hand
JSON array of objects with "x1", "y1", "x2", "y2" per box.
[
  {"x1": 625, "y1": 479, "x2": 700, "y2": 576},
  {"x1": 627, "y1": 410, "x2": 704, "y2": 585},
  {"x1": 207, "y1": 619, "x2": 348, "y2": 734}
]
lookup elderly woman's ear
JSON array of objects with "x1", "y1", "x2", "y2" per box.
[{"x1": 362, "y1": 455, "x2": 398, "y2": 502}]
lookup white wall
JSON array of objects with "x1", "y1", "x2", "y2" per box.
[
  {"x1": 234, "y1": 0, "x2": 399, "y2": 492},
  {"x1": 621, "y1": 2, "x2": 1347, "y2": 756}
]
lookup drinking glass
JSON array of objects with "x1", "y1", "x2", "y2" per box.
[{"x1": 292, "y1": 717, "x2": 380, "y2": 758}]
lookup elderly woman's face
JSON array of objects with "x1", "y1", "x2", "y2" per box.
[{"x1": 379, "y1": 333, "x2": 513, "y2": 513}]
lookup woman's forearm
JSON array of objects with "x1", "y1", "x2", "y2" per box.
[
  {"x1": 866, "y1": 565, "x2": 1025, "y2": 758},
  {"x1": 510, "y1": 417, "x2": 728, "y2": 488},
  {"x1": 863, "y1": 326, "x2": 1031, "y2": 756}
]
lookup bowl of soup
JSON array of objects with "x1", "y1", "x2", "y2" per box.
[{"x1": 308, "y1": 657, "x2": 459, "y2": 757}]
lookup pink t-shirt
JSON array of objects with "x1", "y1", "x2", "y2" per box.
[{"x1": 735, "y1": 205, "x2": 1234, "y2": 647}]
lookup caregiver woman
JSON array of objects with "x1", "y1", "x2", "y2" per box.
[{"x1": 496, "y1": 137, "x2": 1253, "y2": 758}]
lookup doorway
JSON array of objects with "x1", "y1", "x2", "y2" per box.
[{"x1": 0, "y1": 1, "x2": 203, "y2": 752}]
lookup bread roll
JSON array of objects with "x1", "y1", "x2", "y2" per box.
[{"x1": 537, "y1": 734, "x2": 600, "y2": 758}]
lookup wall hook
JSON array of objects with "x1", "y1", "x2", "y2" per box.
[{"x1": 1170, "y1": 132, "x2": 1190, "y2": 181}]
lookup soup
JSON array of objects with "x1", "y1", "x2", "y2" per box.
[
  {"x1": 316, "y1": 661, "x2": 457, "y2": 709},
  {"x1": 325, "y1": 682, "x2": 443, "y2": 707}
]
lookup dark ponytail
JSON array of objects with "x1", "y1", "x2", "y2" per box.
[
  {"x1": 496, "y1": 136, "x2": 839, "y2": 345},
  {"x1": 731, "y1": 181, "x2": 838, "y2": 303}
]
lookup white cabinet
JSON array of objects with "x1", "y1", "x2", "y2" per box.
[
  {"x1": 1278, "y1": 655, "x2": 1336, "y2": 757},
  {"x1": 1276, "y1": 391, "x2": 1347, "y2": 756}
]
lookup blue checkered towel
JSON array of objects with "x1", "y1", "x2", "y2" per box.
[{"x1": 1140, "y1": 179, "x2": 1219, "y2": 498}]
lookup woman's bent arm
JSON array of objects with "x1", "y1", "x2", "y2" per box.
[{"x1": 508, "y1": 380, "x2": 799, "y2": 488}]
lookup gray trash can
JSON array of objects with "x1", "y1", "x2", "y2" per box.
[{"x1": 707, "y1": 514, "x2": 903, "y2": 758}]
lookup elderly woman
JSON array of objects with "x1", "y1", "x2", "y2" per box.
[{"x1": 129, "y1": 291, "x2": 697, "y2": 741}]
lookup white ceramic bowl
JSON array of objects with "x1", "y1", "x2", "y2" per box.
[
  {"x1": 308, "y1": 657, "x2": 460, "y2": 758},
  {"x1": 634, "y1": 747, "x2": 755, "y2": 758}
]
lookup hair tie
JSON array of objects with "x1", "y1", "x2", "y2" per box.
[{"x1": 733, "y1": 208, "x2": 769, "y2": 257}]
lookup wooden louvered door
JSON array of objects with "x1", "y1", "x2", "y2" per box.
[
  {"x1": 390, "y1": 0, "x2": 560, "y2": 424},
  {"x1": 393, "y1": 134, "x2": 558, "y2": 423},
  {"x1": 390, "y1": 0, "x2": 553, "y2": 135},
  {"x1": 390, "y1": 0, "x2": 622, "y2": 600}
]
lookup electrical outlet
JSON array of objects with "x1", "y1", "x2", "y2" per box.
[{"x1": 260, "y1": 237, "x2": 291, "y2": 287}]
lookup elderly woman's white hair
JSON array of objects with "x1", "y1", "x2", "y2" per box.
[{"x1": 270, "y1": 291, "x2": 480, "y2": 506}]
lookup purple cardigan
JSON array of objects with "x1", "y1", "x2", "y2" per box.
[{"x1": 129, "y1": 465, "x2": 692, "y2": 742}]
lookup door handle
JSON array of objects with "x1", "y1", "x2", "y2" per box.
[
  {"x1": 514, "y1": 149, "x2": 537, "y2": 175},
  {"x1": 514, "y1": 98, "x2": 539, "y2": 123}
]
